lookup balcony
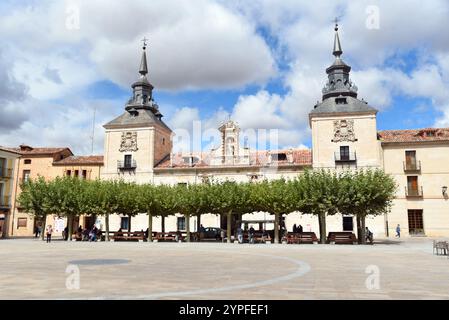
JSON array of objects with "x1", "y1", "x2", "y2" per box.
[
  {"x1": 405, "y1": 186, "x2": 423, "y2": 198},
  {"x1": 334, "y1": 152, "x2": 357, "y2": 163},
  {"x1": 0, "y1": 167, "x2": 13, "y2": 179},
  {"x1": 0, "y1": 195, "x2": 10, "y2": 208},
  {"x1": 403, "y1": 161, "x2": 421, "y2": 173},
  {"x1": 117, "y1": 160, "x2": 137, "y2": 171}
]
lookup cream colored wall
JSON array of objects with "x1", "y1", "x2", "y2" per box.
[
  {"x1": 102, "y1": 127, "x2": 156, "y2": 183},
  {"x1": 311, "y1": 113, "x2": 382, "y2": 169},
  {"x1": 382, "y1": 143, "x2": 449, "y2": 237}
]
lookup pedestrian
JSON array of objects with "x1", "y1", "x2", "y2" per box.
[
  {"x1": 395, "y1": 224, "x2": 401, "y2": 238},
  {"x1": 220, "y1": 229, "x2": 225, "y2": 243},
  {"x1": 46, "y1": 225, "x2": 53, "y2": 243},
  {"x1": 34, "y1": 226, "x2": 39, "y2": 238},
  {"x1": 365, "y1": 227, "x2": 373, "y2": 244},
  {"x1": 249, "y1": 226, "x2": 255, "y2": 244},
  {"x1": 293, "y1": 223, "x2": 297, "y2": 233},
  {"x1": 236, "y1": 226, "x2": 243, "y2": 244}
]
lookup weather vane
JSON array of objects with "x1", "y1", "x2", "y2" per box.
[
  {"x1": 141, "y1": 37, "x2": 149, "y2": 50},
  {"x1": 333, "y1": 17, "x2": 340, "y2": 30}
]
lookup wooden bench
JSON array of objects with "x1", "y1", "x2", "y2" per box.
[
  {"x1": 286, "y1": 232, "x2": 318, "y2": 244},
  {"x1": 155, "y1": 232, "x2": 181, "y2": 242},
  {"x1": 433, "y1": 240, "x2": 448, "y2": 255},
  {"x1": 100, "y1": 231, "x2": 145, "y2": 242},
  {"x1": 254, "y1": 232, "x2": 272, "y2": 243},
  {"x1": 327, "y1": 232, "x2": 357, "y2": 244}
]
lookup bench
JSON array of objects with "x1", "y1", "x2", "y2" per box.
[
  {"x1": 286, "y1": 232, "x2": 318, "y2": 244},
  {"x1": 100, "y1": 231, "x2": 145, "y2": 242},
  {"x1": 327, "y1": 232, "x2": 357, "y2": 244},
  {"x1": 433, "y1": 240, "x2": 448, "y2": 255}
]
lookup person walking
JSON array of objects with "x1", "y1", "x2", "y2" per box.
[
  {"x1": 236, "y1": 226, "x2": 243, "y2": 244},
  {"x1": 46, "y1": 225, "x2": 53, "y2": 243},
  {"x1": 395, "y1": 224, "x2": 401, "y2": 238}
]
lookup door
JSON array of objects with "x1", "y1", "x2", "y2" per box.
[
  {"x1": 343, "y1": 216, "x2": 353, "y2": 231},
  {"x1": 405, "y1": 151, "x2": 416, "y2": 170},
  {"x1": 408, "y1": 210, "x2": 424, "y2": 235},
  {"x1": 407, "y1": 176, "x2": 418, "y2": 195}
]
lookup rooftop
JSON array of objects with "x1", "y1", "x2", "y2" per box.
[
  {"x1": 53, "y1": 155, "x2": 104, "y2": 166},
  {"x1": 378, "y1": 128, "x2": 449, "y2": 143}
]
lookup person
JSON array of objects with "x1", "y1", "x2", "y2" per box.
[
  {"x1": 236, "y1": 226, "x2": 243, "y2": 244},
  {"x1": 199, "y1": 224, "x2": 206, "y2": 242},
  {"x1": 293, "y1": 224, "x2": 297, "y2": 233},
  {"x1": 34, "y1": 226, "x2": 39, "y2": 238},
  {"x1": 46, "y1": 225, "x2": 53, "y2": 243},
  {"x1": 249, "y1": 226, "x2": 255, "y2": 244},
  {"x1": 298, "y1": 224, "x2": 303, "y2": 233},
  {"x1": 63, "y1": 226, "x2": 68, "y2": 241},
  {"x1": 37, "y1": 225, "x2": 42, "y2": 238},
  {"x1": 395, "y1": 224, "x2": 401, "y2": 238},
  {"x1": 89, "y1": 226, "x2": 98, "y2": 242},
  {"x1": 220, "y1": 229, "x2": 225, "y2": 243},
  {"x1": 77, "y1": 225, "x2": 83, "y2": 233},
  {"x1": 365, "y1": 227, "x2": 373, "y2": 244}
]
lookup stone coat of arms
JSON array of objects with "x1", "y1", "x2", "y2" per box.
[
  {"x1": 119, "y1": 131, "x2": 138, "y2": 152},
  {"x1": 332, "y1": 119, "x2": 356, "y2": 142}
]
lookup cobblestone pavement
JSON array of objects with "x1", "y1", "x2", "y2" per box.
[{"x1": 0, "y1": 237, "x2": 448, "y2": 300}]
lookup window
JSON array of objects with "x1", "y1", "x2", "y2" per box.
[
  {"x1": 120, "y1": 217, "x2": 129, "y2": 230},
  {"x1": 124, "y1": 155, "x2": 132, "y2": 168},
  {"x1": 22, "y1": 170, "x2": 31, "y2": 182},
  {"x1": 407, "y1": 176, "x2": 418, "y2": 191},
  {"x1": 272, "y1": 153, "x2": 287, "y2": 161},
  {"x1": 74, "y1": 170, "x2": 79, "y2": 178},
  {"x1": 178, "y1": 182, "x2": 188, "y2": 187},
  {"x1": 66, "y1": 170, "x2": 71, "y2": 177},
  {"x1": 82, "y1": 170, "x2": 87, "y2": 180},
  {"x1": 405, "y1": 150, "x2": 418, "y2": 170},
  {"x1": 340, "y1": 146, "x2": 350, "y2": 161},
  {"x1": 343, "y1": 216, "x2": 354, "y2": 231},
  {"x1": 17, "y1": 218, "x2": 27, "y2": 228},
  {"x1": 162, "y1": 137, "x2": 165, "y2": 145},
  {"x1": 408, "y1": 210, "x2": 424, "y2": 235},
  {"x1": 177, "y1": 216, "x2": 186, "y2": 231},
  {"x1": 24, "y1": 159, "x2": 32, "y2": 164}
]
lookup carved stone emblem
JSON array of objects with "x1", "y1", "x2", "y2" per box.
[
  {"x1": 119, "y1": 132, "x2": 138, "y2": 152},
  {"x1": 332, "y1": 119, "x2": 356, "y2": 142}
]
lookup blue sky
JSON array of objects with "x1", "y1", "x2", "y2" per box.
[{"x1": 1, "y1": 0, "x2": 448, "y2": 155}]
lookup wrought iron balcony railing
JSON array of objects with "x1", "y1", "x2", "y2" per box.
[
  {"x1": 405, "y1": 186, "x2": 423, "y2": 198},
  {"x1": 403, "y1": 161, "x2": 421, "y2": 172},
  {"x1": 117, "y1": 160, "x2": 137, "y2": 171},
  {"x1": 334, "y1": 152, "x2": 357, "y2": 162}
]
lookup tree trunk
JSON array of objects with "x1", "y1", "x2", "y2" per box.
[
  {"x1": 185, "y1": 214, "x2": 190, "y2": 242},
  {"x1": 361, "y1": 216, "x2": 366, "y2": 245},
  {"x1": 41, "y1": 215, "x2": 47, "y2": 241},
  {"x1": 274, "y1": 212, "x2": 280, "y2": 244},
  {"x1": 147, "y1": 213, "x2": 153, "y2": 242},
  {"x1": 161, "y1": 216, "x2": 165, "y2": 233},
  {"x1": 356, "y1": 215, "x2": 362, "y2": 244},
  {"x1": 227, "y1": 210, "x2": 232, "y2": 243},
  {"x1": 318, "y1": 213, "x2": 326, "y2": 244},
  {"x1": 196, "y1": 214, "x2": 201, "y2": 232},
  {"x1": 68, "y1": 216, "x2": 73, "y2": 241},
  {"x1": 105, "y1": 213, "x2": 110, "y2": 241}
]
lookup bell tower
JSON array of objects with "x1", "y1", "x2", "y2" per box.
[
  {"x1": 101, "y1": 39, "x2": 173, "y2": 182},
  {"x1": 309, "y1": 23, "x2": 381, "y2": 169}
]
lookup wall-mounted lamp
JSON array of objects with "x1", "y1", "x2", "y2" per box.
[{"x1": 443, "y1": 186, "x2": 448, "y2": 197}]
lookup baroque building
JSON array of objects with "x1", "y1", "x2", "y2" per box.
[{"x1": 2, "y1": 24, "x2": 448, "y2": 239}]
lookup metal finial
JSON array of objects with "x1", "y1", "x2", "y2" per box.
[
  {"x1": 334, "y1": 17, "x2": 339, "y2": 31},
  {"x1": 141, "y1": 37, "x2": 149, "y2": 50}
]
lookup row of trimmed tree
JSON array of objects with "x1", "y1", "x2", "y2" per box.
[{"x1": 18, "y1": 169, "x2": 397, "y2": 244}]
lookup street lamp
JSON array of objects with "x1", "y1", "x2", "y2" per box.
[{"x1": 443, "y1": 186, "x2": 448, "y2": 197}]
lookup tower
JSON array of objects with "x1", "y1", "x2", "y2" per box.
[
  {"x1": 101, "y1": 40, "x2": 173, "y2": 182},
  {"x1": 309, "y1": 23, "x2": 381, "y2": 169}
]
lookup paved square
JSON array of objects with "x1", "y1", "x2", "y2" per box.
[{"x1": 0, "y1": 238, "x2": 448, "y2": 299}]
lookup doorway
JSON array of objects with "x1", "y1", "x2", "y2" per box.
[
  {"x1": 408, "y1": 209, "x2": 424, "y2": 235},
  {"x1": 343, "y1": 216, "x2": 354, "y2": 231}
]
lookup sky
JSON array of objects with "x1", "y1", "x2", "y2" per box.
[{"x1": 0, "y1": 0, "x2": 449, "y2": 155}]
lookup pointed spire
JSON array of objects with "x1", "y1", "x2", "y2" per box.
[
  {"x1": 333, "y1": 22, "x2": 343, "y2": 58},
  {"x1": 139, "y1": 37, "x2": 148, "y2": 76}
]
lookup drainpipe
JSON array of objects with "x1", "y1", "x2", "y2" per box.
[{"x1": 10, "y1": 157, "x2": 21, "y2": 237}]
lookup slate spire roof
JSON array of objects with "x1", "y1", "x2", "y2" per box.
[{"x1": 310, "y1": 23, "x2": 377, "y2": 117}]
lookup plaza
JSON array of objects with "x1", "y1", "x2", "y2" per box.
[{"x1": 1, "y1": 238, "x2": 448, "y2": 300}]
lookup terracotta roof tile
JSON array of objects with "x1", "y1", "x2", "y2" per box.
[
  {"x1": 155, "y1": 149, "x2": 312, "y2": 169},
  {"x1": 53, "y1": 155, "x2": 104, "y2": 165},
  {"x1": 378, "y1": 128, "x2": 449, "y2": 143},
  {"x1": 3, "y1": 146, "x2": 72, "y2": 156}
]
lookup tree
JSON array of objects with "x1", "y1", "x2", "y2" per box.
[
  {"x1": 116, "y1": 181, "x2": 141, "y2": 232},
  {"x1": 17, "y1": 176, "x2": 52, "y2": 241},
  {"x1": 292, "y1": 170, "x2": 339, "y2": 244},
  {"x1": 249, "y1": 178, "x2": 296, "y2": 243},
  {"x1": 209, "y1": 181, "x2": 251, "y2": 243},
  {"x1": 338, "y1": 169, "x2": 397, "y2": 244}
]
